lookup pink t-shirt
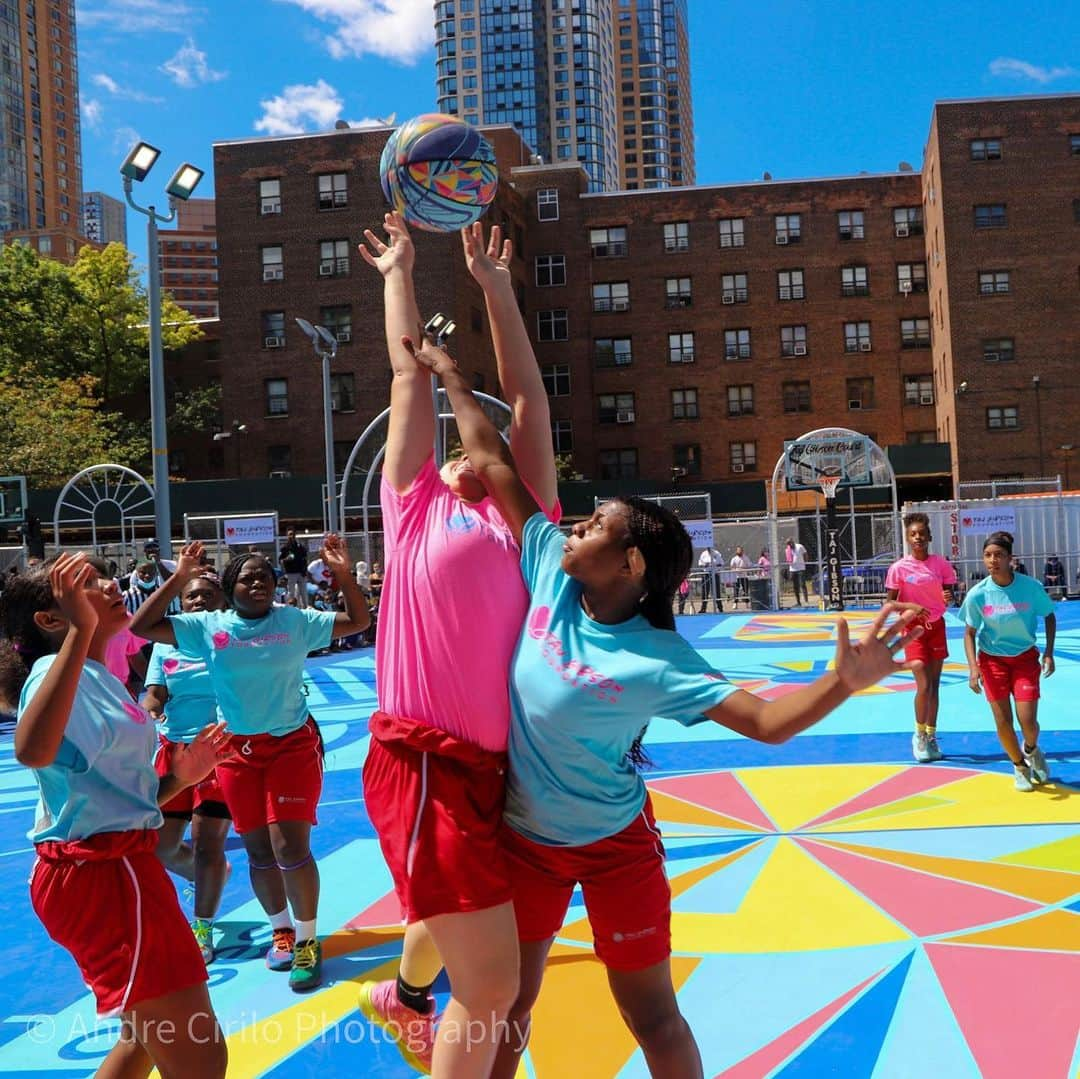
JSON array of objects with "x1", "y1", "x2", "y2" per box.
[
  {"x1": 103, "y1": 626, "x2": 144, "y2": 685},
  {"x1": 885, "y1": 554, "x2": 957, "y2": 622},
  {"x1": 376, "y1": 456, "x2": 560, "y2": 752}
]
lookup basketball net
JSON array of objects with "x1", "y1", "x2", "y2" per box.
[{"x1": 819, "y1": 475, "x2": 841, "y2": 501}]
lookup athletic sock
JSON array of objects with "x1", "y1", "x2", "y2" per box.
[
  {"x1": 295, "y1": 918, "x2": 317, "y2": 944},
  {"x1": 269, "y1": 908, "x2": 293, "y2": 931},
  {"x1": 916, "y1": 724, "x2": 929, "y2": 736},
  {"x1": 396, "y1": 973, "x2": 435, "y2": 1014}
]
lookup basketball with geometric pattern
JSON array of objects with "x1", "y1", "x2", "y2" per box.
[{"x1": 379, "y1": 113, "x2": 498, "y2": 233}]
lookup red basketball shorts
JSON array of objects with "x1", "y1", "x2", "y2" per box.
[
  {"x1": 154, "y1": 736, "x2": 230, "y2": 820},
  {"x1": 978, "y1": 647, "x2": 1041, "y2": 703},
  {"x1": 904, "y1": 616, "x2": 949, "y2": 664}
]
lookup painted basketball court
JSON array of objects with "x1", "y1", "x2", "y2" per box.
[{"x1": 1, "y1": 604, "x2": 1077, "y2": 1077}]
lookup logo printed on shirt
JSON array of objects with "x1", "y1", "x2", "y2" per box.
[
  {"x1": 212, "y1": 631, "x2": 230, "y2": 650},
  {"x1": 446, "y1": 509, "x2": 479, "y2": 534},
  {"x1": 162, "y1": 657, "x2": 205, "y2": 675},
  {"x1": 211, "y1": 631, "x2": 291, "y2": 650},
  {"x1": 526, "y1": 606, "x2": 624, "y2": 704},
  {"x1": 982, "y1": 600, "x2": 1030, "y2": 618},
  {"x1": 122, "y1": 701, "x2": 149, "y2": 725}
]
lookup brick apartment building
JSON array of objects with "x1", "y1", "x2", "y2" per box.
[
  {"x1": 158, "y1": 198, "x2": 220, "y2": 319},
  {"x1": 202, "y1": 94, "x2": 1078, "y2": 496}
]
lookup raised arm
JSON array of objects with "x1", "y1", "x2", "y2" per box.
[
  {"x1": 706, "y1": 606, "x2": 921, "y2": 744},
  {"x1": 405, "y1": 335, "x2": 539, "y2": 545},
  {"x1": 320, "y1": 534, "x2": 371, "y2": 637},
  {"x1": 463, "y1": 223, "x2": 557, "y2": 509},
  {"x1": 128, "y1": 542, "x2": 204, "y2": 645},
  {"x1": 359, "y1": 212, "x2": 431, "y2": 492}
]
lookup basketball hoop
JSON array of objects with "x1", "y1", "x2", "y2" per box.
[{"x1": 819, "y1": 474, "x2": 842, "y2": 501}]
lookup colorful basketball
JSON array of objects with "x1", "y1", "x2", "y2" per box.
[{"x1": 379, "y1": 114, "x2": 498, "y2": 233}]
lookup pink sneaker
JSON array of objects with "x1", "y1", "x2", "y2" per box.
[{"x1": 358, "y1": 979, "x2": 437, "y2": 1074}]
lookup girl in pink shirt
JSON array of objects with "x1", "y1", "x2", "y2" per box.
[{"x1": 885, "y1": 512, "x2": 957, "y2": 762}]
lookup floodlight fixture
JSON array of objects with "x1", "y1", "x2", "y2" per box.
[
  {"x1": 120, "y1": 141, "x2": 162, "y2": 182},
  {"x1": 166, "y1": 163, "x2": 205, "y2": 201}
]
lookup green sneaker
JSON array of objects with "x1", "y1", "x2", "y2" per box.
[
  {"x1": 289, "y1": 938, "x2": 322, "y2": 992},
  {"x1": 192, "y1": 918, "x2": 214, "y2": 964}
]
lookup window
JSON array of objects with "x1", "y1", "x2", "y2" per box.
[
  {"x1": 537, "y1": 188, "x2": 559, "y2": 221},
  {"x1": 599, "y1": 448, "x2": 638, "y2": 480},
  {"x1": 900, "y1": 317, "x2": 931, "y2": 348},
  {"x1": 319, "y1": 239, "x2": 350, "y2": 277},
  {"x1": 672, "y1": 388, "x2": 699, "y2": 419},
  {"x1": 893, "y1": 206, "x2": 923, "y2": 236},
  {"x1": 330, "y1": 373, "x2": 355, "y2": 412},
  {"x1": 729, "y1": 441, "x2": 756, "y2": 472},
  {"x1": 598, "y1": 392, "x2": 635, "y2": 424},
  {"x1": 974, "y1": 204, "x2": 1007, "y2": 229},
  {"x1": 970, "y1": 138, "x2": 1002, "y2": 161},
  {"x1": 320, "y1": 305, "x2": 353, "y2": 343},
  {"x1": 265, "y1": 378, "x2": 288, "y2": 416},
  {"x1": 668, "y1": 332, "x2": 695, "y2": 363},
  {"x1": 663, "y1": 221, "x2": 689, "y2": 252},
  {"x1": 595, "y1": 337, "x2": 632, "y2": 367},
  {"x1": 590, "y1": 226, "x2": 627, "y2": 257},
  {"x1": 268, "y1": 445, "x2": 292, "y2": 476},
  {"x1": 847, "y1": 376, "x2": 875, "y2": 410},
  {"x1": 982, "y1": 337, "x2": 1015, "y2": 363},
  {"x1": 718, "y1": 217, "x2": 744, "y2": 248},
  {"x1": 841, "y1": 265, "x2": 869, "y2": 296},
  {"x1": 777, "y1": 269, "x2": 804, "y2": 300},
  {"x1": 674, "y1": 443, "x2": 701, "y2": 477},
  {"x1": 838, "y1": 210, "x2": 864, "y2": 240},
  {"x1": 727, "y1": 384, "x2": 753, "y2": 416},
  {"x1": 986, "y1": 406, "x2": 1019, "y2": 429},
  {"x1": 904, "y1": 374, "x2": 934, "y2": 406},
  {"x1": 842, "y1": 321, "x2": 868, "y2": 352},
  {"x1": 978, "y1": 270, "x2": 1010, "y2": 295},
  {"x1": 775, "y1": 213, "x2": 801, "y2": 243},
  {"x1": 897, "y1": 262, "x2": 927, "y2": 294},
  {"x1": 906, "y1": 430, "x2": 938, "y2": 445},
  {"x1": 593, "y1": 281, "x2": 630, "y2": 312},
  {"x1": 1070, "y1": 134, "x2": 1080, "y2": 155},
  {"x1": 721, "y1": 273, "x2": 749, "y2": 303},
  {"x1": 724, "y1": 328, "x2": 751, "y2": 360},
  {"x1": 537, "y1": 310, "x2": 568, "y2": 341},
  {"x1": 782, "y1": 380, "x2": 812, "y2": 413},
  {"x1": 542, "y1": 364, "x2": 571, "y2": 396},
  {"x1": 781, "y1": 324, "x2": 808, "y2": 356},
  {"x1": 535, "y1": 254, "x2": 566, "y2": 287},
  {"x1": 261, "y1": 245, "x2": 283, "y2": 281},
  {"x1": 259, "y1": 178, "x2": 281, "y2": 215},
  {"x1": 551, "y1": 419, "x2": 573, "y2": 454},
  {"x1": 262, "y1": 311, "x2": 285, "y2": 347},
  {"x1": 665, "y1": 277, "x2": 692, "y2": 308},
  {"x1": 317, "y1": 172, "x2": 347, "y2": 210}
]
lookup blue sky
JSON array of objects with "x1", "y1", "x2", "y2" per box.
[{"x1": 75, "y1": 0, "x2": 1080, "y2": 270}]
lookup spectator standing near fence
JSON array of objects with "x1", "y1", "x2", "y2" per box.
[
  {"x1": 730, "y1": 546, "x2": 751, "y2": 604},
  {"x1": 279, "y1": 530, "x2": 309, "y2": 609},
  {"x1": 786, "y1": 538, "x2": 809, "y2": 606},
  {"x1": 885, "y1": 513, "x2": 957, "y2": 763},
  {"x1": 697, "y1": 546, "x2": 723, "y2": 614}
]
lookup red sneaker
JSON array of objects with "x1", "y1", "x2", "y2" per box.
[
  {"x1": 358, "y1": 979, "x2": 437, "y2": 1074},
  {"x1": 266, "y1": 926, "x2": 295, "y2": 971}
]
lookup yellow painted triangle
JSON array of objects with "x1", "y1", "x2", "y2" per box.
[
  {"x1": 669, "y1": 841, "x2": 763, "y2": 900},
  {"x1": 942, "y1": 909, "x2": 1080, "y2": 952},
  {"x1": 775, "y1": 659, "x2": 815, "y2": 672},
  {"x1": 816, "y1": 839, "x2": 1080, "y2": 903},
  {"x1": 323, "y1": 925, "x2": 404, "y2": 960},
  {"x1": 737, "y1": 764, "x2": 903, "y2": 832},
  {"x1": 649, "y1": 788, "x2": 767, "y2": 832},
  {"x1": 814, "y1": 794, "x2": 955, "y2": 831},
  {"x1": 525, "y1": 946, "x2": 699, "y2": 1077},
  {"x1": 996, "y1": 833, "x2": 1080, "y2": 873}
]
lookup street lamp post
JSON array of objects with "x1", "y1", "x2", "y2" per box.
[
  {"x1": 295, "y1": 319, "x2": 340, "y2": 534},
  {"x1": 120, "y1": 143, "x2": 204, "y2": 559}
]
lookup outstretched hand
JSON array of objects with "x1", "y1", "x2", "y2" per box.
[
  {"x1": 49, "y1": 553, "x2": 101, "y2": 633},
  {"x1": 461, "y1": 221, "x2": 511, "y2": 290},
  {"x1": 176, "y1": 541, "x2": 205, "y2": 582},
  {"x1": 359, "y1": 211, "x2": 415, "y2": 277},
  {"x1": 834, "y1": 605, "x2": 923, "y2": 694},
  {"x1": 321, "y1": 533, "x2": 351, "y2": 579},
  {"x1": 170, "y1": 721, "x2": 234, "y2": 786},
  {"x1": 402, "y1": 332, "x2": 458, "y2": 378}
]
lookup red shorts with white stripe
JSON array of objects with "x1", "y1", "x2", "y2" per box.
[
  {"x1": 362, "y1": 711, "x2": 512, "y2": 923},
  {"x1": 215, "y1": 717, "x2": 323, "y2": 834},
  {"x1": 501, "y1": 796, "x2": 671, "y2": 972},
  {"x1": 154, "y1": 736, "x2": 230, "y2": 820},
  {"x1": 30, "y1": 830, "x2": 206, "y2": 1017},
  {"x1": 978, "y1": 647, "x2": 1042, "y2": 703}
]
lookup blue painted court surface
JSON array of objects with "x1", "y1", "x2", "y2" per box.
[{"x1": 1, "y1": 605, "x2": 1078, "y2": 1077}]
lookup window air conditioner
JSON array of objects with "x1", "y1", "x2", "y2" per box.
[
  {"x1": 895, "y1": 223, "x2": 910, "y2": 237},
  {"x1": 859, "y1": 340, "x2": 872, "y2": 351},
  {"x1": 264, "y1": 336, "x2": 284, "y2": 348},
  {"x1": 848, "y1": 399, "x2": 863, "y2": 410},
  {"x1": 899, "y1": 280, "x2": 912, "y2": 294},
  {"x1": 732, "y1": 463, "x2": 745, "y2": 473},
  {"x1": 336, "y1": 330, "x2": 351, "y2": 343},
  {"x1": 984, "y1": 351, "x2": 999, "y2": 363},
  {"x1": 319, "y1": 261, "x2": 335, "y2": 276},
  {"x1": 263, "y1": 266, "x2": 283, "y2": 281},
  {"x1": 261, "y1": 201, "x2": 281, "y2": 215},
  {"x1": 616, "y1": 410, "x2": 635, "y2": 423},
  {"x1": 722, "y1": 291, "x2": 735, "y2": 304},
  {"x1": 793, "y1": 343, "x2": 807, "y2": 355},
  {"x1": 775, "y1": 233, "x2": 789, "y2": 245},
  {"x1": 269, "y1": 470, "x2": 291, "y2": 479},
  {"x1": 920, "y1": 392, "x2": 934, "y2": 405}
]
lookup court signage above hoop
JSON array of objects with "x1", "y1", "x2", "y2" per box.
[{"x1": 784, "y1": 435, "x2": 872, "y2": 492}]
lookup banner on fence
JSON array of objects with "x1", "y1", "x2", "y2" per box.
[
  {"x1": 959, "y1": 508, "x2": 1017, "y2": 535},
  {"x1": 223, "y1": 516, "x2": 277, "y2": 544},
  {"x1": 682, "y1": 519, "x2": 716, "y2": 548}
]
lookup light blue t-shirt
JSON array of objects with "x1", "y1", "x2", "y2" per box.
[
  {"x1": 170, "y1": 606, "x2": 335, "y2": 737},
  {"x1": 145, "y1": 643, "x2": 216, "y2": 743},
  {"x1": 506, "y1": 514, "x2": 740, "y2": 846},
  {"x1": 962, "y1": 574, "x2": 1054, "y2": 657},
  {"x1": 19, "y1": 656, "x2": 161, "y2": 844}
]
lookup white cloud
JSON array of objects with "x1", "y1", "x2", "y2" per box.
[
  {"x1": 82, "y1": 98, "x2": 105, "y2": 132},
  {"x1": 78, "y1": 0, "x2": 199, "y2": 34},
  {"x1": 273, "y1": 0, "x2": 434, "y2": 65},
  {"x1": 91, "y1": 72, "x2": 165, "y2": 104},
  {"x1": 112, "y1": 124, "x2": 143, "y2": 156},
  {"x1": 159, "y1": 39, "x2": 226, "y2": 88},
  {"x1": 988, "y1": 57, "x2": 1078, "y2": 84},
  {"x1": 346, "y1": 112, "x2": 396, "y2": 129},
  {"x1": 254, "y1": 80, "x2": 344, "y2": 136}
]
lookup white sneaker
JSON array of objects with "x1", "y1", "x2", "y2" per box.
[
  {"x1": 912, "y1": 731, "x2": 932, "y2": 763},
  {"x1": 1013, "y1": 764, "x2": 1034, "y2": 792},
  {"x1": 925, "y1": 732, "x2": 944, "y2": 761},
  {"x1": 1023, "y1": 746, "x2": 1049, "y2": 784}
]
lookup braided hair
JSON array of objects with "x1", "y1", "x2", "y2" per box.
[
  {"x1": 0, "y1": 561, "x2": 59, "y2": 704},
  {"x1": 615, "y1": 497, "x2": 694, "y2": 766},
  {"x1": 220, "y1": 553, "x2": 274, "y2": 607}
]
